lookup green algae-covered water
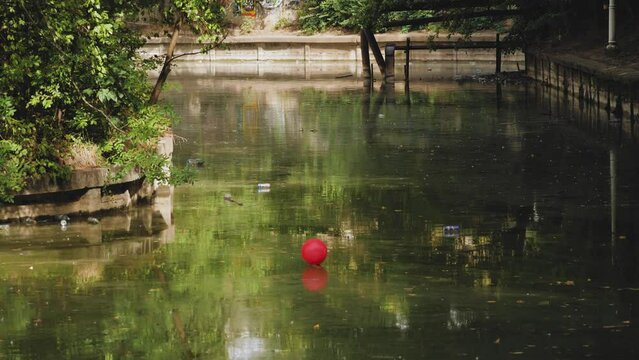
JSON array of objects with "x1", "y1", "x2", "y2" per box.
[{"x1": 1, "y1": 68, "x2": 639, "y2": 359}]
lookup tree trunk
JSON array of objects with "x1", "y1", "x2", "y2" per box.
[
  {"x1": 149, "y1": 17, "x2": 183, "y2": 105},
  {"x1": 364, "y1": 28, "x2": 386, "y2": 77}
]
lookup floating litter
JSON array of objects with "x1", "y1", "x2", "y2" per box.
[{"x1": 443, "y1": 225, "x2": 460, "y2": 237}]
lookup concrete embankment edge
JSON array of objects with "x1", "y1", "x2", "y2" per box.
[
  {"x1": 526, "y1": 52, "x2": 639, "y2": 124},
  {"x1": 141, "y1": 34, "x2": 524, "y2": 64},
  {"x1": 0, "y1": 134, "x2": 173, "y2": 222}
]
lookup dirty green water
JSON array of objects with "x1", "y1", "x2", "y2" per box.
[{"x1": 2, "y1": 67, "x2": 639, "y2": 359}]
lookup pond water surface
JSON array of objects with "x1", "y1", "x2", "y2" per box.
[{"x1": 1, "y1": 66, "x2": 639, "y2": 359}]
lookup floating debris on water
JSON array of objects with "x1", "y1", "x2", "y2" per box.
[
  {"x1": 257, "y1": 183, "x2": 271, "y2": 188},
  {"x1": 55, "y1": 214, "x2": 70, "y2": 222},
  {"x1": 454, "y1": 71, "x2": 531, "y2": 85},
  {"x1": 223, "y1": 193, "x2": 243, "y2": 206},
  {"x1": 443, "y1": 225, "x2": 460, "y2": 237},
  {"x1": 343, "y1": 229, "x2": 354, "y2": 240},
  {"x1": 87, "y1": 217, "x2": 100, "y2": 225},
  {"x1": 24, "y1": 217, "x2": 36, "y2": 225},
  {"x1": 186, "y1": 158, "x2": 204, "y2": 167}
]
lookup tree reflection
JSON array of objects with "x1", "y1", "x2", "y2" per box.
[{"x1": 1, "y1": 78, "x2": 639, "y2": 359}]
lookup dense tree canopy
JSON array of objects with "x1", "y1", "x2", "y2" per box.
[
  {"x1": 0, "y1": 0, "x2": 228, "y2": 202},
  {"x1": 298, "y1": 0, "x2": 638, "y2": 47},
  {"x1": 2, "y1": 0, "x2": 637, "y2": 201}
]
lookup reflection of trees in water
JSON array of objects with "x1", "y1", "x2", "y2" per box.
[
  {"x1": 0, "y1": 189, "x2": 175, "y2": 358},
  {"x1": 89, "y1": 80, "x2": 638, "y2": 359}
]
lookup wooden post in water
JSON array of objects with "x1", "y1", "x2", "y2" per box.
[
  {"x1": 385, "y1": 43, "x2": 396, "y2": 84},
  {"x1": 364, "y1": 28, "x2": 386, "y2": 77},
  {"x1": 571, "y1": 68, "x2": 575, "y2": 96},
  {"x1": 563, "y1": 66, "x2": 568, "y2": 97},
  {"x1": 404, "y1": 38, "x2": 410, "y2": 83},
  {"x1": 614, "y1": 93, "x2": 623, "y2": 121},
  {"x1": 607, "y1": 85, "x2": 611, "y2": 117},
  {"x1": 495, "y1": 33, "x2": 502, "y2": 74},
  {"x1": 630, "y1": 87, "x2": 635, "y2": 126},
  {"x1": 360, "y1": 30, "x2": 371, "y2": 80}
]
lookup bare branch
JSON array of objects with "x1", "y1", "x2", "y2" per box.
[{"x1": 169, "y1": 33, "x2": 228, "y2": 62}]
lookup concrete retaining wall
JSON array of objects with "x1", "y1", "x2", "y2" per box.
[
  {"x1": 141, "y1": 34, "x2": 524, "y2": 64},
  {"x1": 526, "y1": 52, "x2": 639, "y2": 125}
]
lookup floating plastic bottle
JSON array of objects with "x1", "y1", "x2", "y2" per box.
[{"x1": 443, "y1": 225, "x2": 460, "y2": 237}]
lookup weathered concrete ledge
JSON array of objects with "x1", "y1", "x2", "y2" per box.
[
  {"x1": 141, "y1": 33, "x2": 524, "y2": 64},
  {"x1": 0, "y1": 134, "x2": 173, "y2": 222},
  {"x1": 526, "y1": 52, "x2": 639, "y2": 124},
  {"x1": 0, "y1": 169, "x2": 148, "y2": 222},
  {"x1": 19, "y1": 168, "x2": 142, "y2": 196}
]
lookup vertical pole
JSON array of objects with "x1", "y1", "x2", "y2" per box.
[
  {"x1": 404, "y1": 37, "x2": 410, "y2": 82},
  {"x1": 607, "y1": 85, "x2": 612, "y2": 120},
  {"x1": 606, "y1": 0, "x2": 617, "y2": 50},
  {"x1": 563, "y1": 66, "x2": 568, "y2": 96},
  {"x1": 360, "y1": 30, "x2": 371, "y2": 80},
  {"x1": 385, "y1": 43, "x2": 396, "y2": 84},
  {"x1": 579, "y1": 71, "x2": 584, "y2": 101},
  {"x1": 630, "y1": 88, "x2": 635, "y2": 126},
  {"x1": 614, "y1": 94, "x2": 623, "y2": 121},
  {"x1": 495, "y1": 33, "x2": 502, "y2": 74},
  {"x1": 610, "y1": 148, "x2": 617, "y2": 265},
  {"x1": 571, "y1": 68, "x2": 575, "y2": 96},
  {"x1": 596, "y1": 81, "x2": 601, "y2": 122},
  {"x1": 364, "y1": 28, "x2": 386, "y2": 77}
]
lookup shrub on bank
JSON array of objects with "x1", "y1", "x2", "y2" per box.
[{"x1": 0, "y1": 1, "x2": 190, "y2": 203}]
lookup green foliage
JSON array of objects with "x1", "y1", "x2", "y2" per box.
[
  {"x1": 298, "y1": 0, "x2": 370, "y2": 34},
  {"x1": 273, "y1": 16, "x2": 295, "y2": 31},
  {"x1": 296, "y1": 0, "x2": 564, "y2": 45},
  {"x1": 0, "y1": 140, "x2": 27, "y2": 203},
  {"x1": 0, "y1": 0, "x2": 211, "y2": 202},
  {"x1": 240, "y1": 17, "x2": 255, "y2": 34},
  {"x1": 156, "y1": 0, "x2": 228, "y2": 44},
  {"x1": 383, "y1": 10, "x2": 433, "y2": 33}
]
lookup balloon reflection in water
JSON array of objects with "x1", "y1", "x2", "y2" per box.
[{"x1": 301, "y1": 267, "x2": 328, "y2": 292}]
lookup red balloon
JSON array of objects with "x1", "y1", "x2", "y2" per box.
[
  {"x1": 302, "y1": 267, "x2": 328, "y2": 292},
  {"x1": 301, "y1": 238, "x2": 327, "y2": 265}
]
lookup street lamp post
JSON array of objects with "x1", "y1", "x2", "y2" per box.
[{"x1": 606, "y1": 0, "x2": 617, "y2": 51}]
